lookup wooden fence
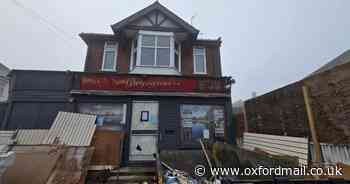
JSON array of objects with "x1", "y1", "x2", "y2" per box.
[{"x1": 243, "y1": 132, "x2": 308, "y2": 166}]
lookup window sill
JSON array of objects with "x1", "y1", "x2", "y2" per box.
[
  {"x1": 136, "y1": 65, "x2": 173, "y2": 68},
  {"x1": 193, "y1": 72, "x2": 207, "y2": 75},
  {"x1": 130, "y1": 67, "x2": 181, "y2": 75},
  {"x1": 100, "y1": 69, "x2": 117, "y2": 72}
]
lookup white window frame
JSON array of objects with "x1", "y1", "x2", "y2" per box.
[
  {"x1": 130, "y1": 38, "x2": 137, "y2": 71},
  {"x1": 175, "y1": 42, "x2": 182, "y2": 72},
  {"x1": 193, "y1": 47, "x2": 207, "y2": 74},
  {"x1": 136, "y1": 30, "x2": 175, "y2": 68},
  {"x1": 101, "y1": 42, "x2": 118, "y2": 71}
]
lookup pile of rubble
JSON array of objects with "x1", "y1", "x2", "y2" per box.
[{"x1": 0, "y1": 111, "x2": 119, "y2": 184}]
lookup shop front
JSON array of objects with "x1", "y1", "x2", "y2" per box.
[{"x1": 71, "y1": 73, "x2": 233, "y2": 164}]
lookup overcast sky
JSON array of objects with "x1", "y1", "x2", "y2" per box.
[{"x1": 1, "y1": 0, "x2": 350, "y2": 101}]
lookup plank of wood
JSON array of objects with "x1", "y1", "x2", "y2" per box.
[
  {"x1": 302, "y1": 86, "x2": 322, "y2": 164},
  {"x1": 200, "y1": 139, "x2": 213, "y2": 169}
]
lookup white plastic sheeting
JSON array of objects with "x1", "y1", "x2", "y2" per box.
[
  {"x1": 43, "y1": 111, "x2": 96, "y2": 146},
  {"x1": 310, "y1": 143, "x2": 350, "y2": 165}
]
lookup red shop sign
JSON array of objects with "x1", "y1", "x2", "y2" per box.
[{"x1": 80, "y1": 75, "x2": 199, "y2": 92}]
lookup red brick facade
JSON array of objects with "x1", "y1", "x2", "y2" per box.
[{"x1": 82, "y1": 38, "x2": 222, "y2": 77}]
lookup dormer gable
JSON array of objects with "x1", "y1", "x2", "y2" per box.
[
  {"x1": 80, "y1": 2, "x2": 222, "y2": 77},
  {"x1": 111, "y1": 1, "x2": 199, "y2": 40},
  {"x1": 130, "y1": 11, "x2": 180, "y2": 29}
]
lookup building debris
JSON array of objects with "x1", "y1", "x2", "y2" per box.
[
  {"x1": 2, "y1": 146, "x2": 63, "y2": 184},
  {"x1": 243, "y1": 132, "x2": 308, "y2": 166},
  {"x1": 0, "y1": 111, "x2": 98, "y2": 184},
  {"x1": 16, "y1": 129, "x2": 49, "y2": 145},
  {"x1": 43, "y1": 112, "x2": 96, "y2": 146},
  {"x1": 0, "y1": 151, "x2": 15, "y2": 182},
  {"x1": 46, "y1": 147, "x2": 94, "y2": 184},
  {"x1": 0, "y1": 131, "x2": 15, "y2": 152},
  {"x1": 89, "y1": 130, "x2": 124, "y2": 169}
]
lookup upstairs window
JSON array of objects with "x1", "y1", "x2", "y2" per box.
[
  {"x1": 193, "y1": 47, "x2": 207, "y2": 74},
  {"x1": 102, "y1": 42, "x2": 118, "y2": 71},
  {"x1": 136, "y1": 31, "x2": 174, "y2": 68}
]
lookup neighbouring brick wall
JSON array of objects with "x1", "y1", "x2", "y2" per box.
[
  {"x1": 304, "y1": 62, "x2": 350, "y2": 144},
  {"x1": 235, "y1": 112, "x2": 246, "y2": 139},
  {"x1": 245, "y1": 81, "x2": 309, "y2": 138},
  {"x1": 245, "y1": 62, "x2": 350, "y2": 144}
]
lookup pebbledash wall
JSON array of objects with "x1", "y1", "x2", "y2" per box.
[
  {"x1": 245, "y1": 61, "x2": 350, "y2": 144},
  {"x1": 1, "y1": 70, "x2": 233, "y2": 154}
]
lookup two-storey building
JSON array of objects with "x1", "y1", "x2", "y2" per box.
[{"x1": 2, "y1": 2, "x2": 234, "y2": 165}]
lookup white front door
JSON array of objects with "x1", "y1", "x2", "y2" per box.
[{"x1": 129, "y1": 101, "x2": 159, "y2": 161}]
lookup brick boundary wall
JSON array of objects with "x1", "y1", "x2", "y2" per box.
[{"x1": 245, "y1": 62, "x2": 350, "y2": 144}]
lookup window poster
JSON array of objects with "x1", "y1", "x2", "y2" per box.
[
  {"x1": 180, "y1": 105, "x2": 225, "y2": 141},
  {"x1": 140, "y1": 111, "x2": 149, "y2": 122},
  {"x1": 79, "y1": 103, "x2": 126, "y2": 131},
  {"x1": 213, "y1": 109, "x2": 225, "y2": 136}
]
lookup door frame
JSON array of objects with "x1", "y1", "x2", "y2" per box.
[{"x1": 129, "y1": 100, "x2": 159, "y2": 161}]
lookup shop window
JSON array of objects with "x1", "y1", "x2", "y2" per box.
[
  {"x1": 180, "y1": 105, "x2": 225, "y2": 144},
  {"x1": 79, "y1": 103, "x2": 127, "y2": 131}
]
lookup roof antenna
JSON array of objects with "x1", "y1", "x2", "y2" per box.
[{"x1": 190, "y1": 13, "x2": 197, "y2": 25}]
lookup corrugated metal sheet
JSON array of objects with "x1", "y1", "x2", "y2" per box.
[
  {"x1": 310, "y1": 143, "x2": 350, "y2": 165},
  {"x1": 15, "y1": 129, "x2": 49, "y2": 145},
  {"x1": 43, "y1": 111, "x2": 96, "y2": 146},
  {"x1": 243, "y1": 132, "x2": 309, "y2": 166}
]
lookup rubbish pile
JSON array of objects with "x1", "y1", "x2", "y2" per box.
[
  {"x1": 162, "y1": 161, "x2": 199, "y2": 184},
  {"x1": 0, "y1": 111, "x2": 99, "y2": 184}
]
